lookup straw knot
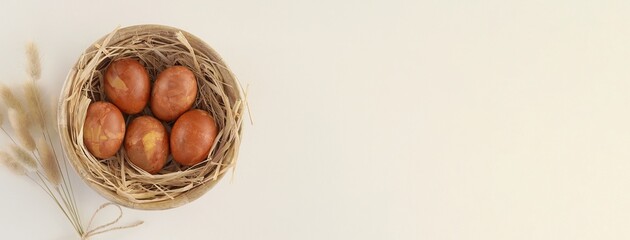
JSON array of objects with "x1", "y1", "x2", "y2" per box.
[{"x1": 80, "y1": 203, "x2": 143, "y2": 240}]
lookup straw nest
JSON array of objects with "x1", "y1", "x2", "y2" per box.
[{"x1": 58, "y1": 25, "x2": 244, "y2": 210}]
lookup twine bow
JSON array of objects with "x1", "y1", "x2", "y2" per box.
[{"x1": 80, "y1": 203, "x2": 144, "y2": 240}]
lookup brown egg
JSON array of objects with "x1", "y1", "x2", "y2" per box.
[
  {"x1": 171, "y1": 109, "x2": 218, "y2": 166},
  {"x1": 124, "y1": 116, "x2": 169, "y2": 174},
  {"x1": 83, "y1": 101, "x2": 125, "y2": 159},
  {"x1": 104, "y1": 58, "x2": 150, "y2": 114},
  {"x1": 150, "y1": 66, "x2": 198, "y2": 121}
]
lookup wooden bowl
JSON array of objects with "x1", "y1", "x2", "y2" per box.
[{"x1": 58, "y1": 25, "x2": 244, "y2": 210}]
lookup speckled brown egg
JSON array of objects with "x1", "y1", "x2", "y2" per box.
[
  {"x1": 150, "y1": 66, "x2": 198, "y2": 121},
  {"x1": 170, "y1": 109, "x2": 218, "y2": 166},
  {"x1": 124, "y1": 116, "x2": 169, "y2": 174},
  {"x1": 83, "y1": 101, "x2": 125, "y2": 159},
  {"x1": 104, "y1": 58, "x2": 150, "y2": 114}
]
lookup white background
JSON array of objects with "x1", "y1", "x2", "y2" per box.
[{"x1": 1, "y1": 0, "x2": 630, "y2": 239}]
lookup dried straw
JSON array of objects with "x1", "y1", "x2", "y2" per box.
[
  {"x1": 23, "y1": 80, "x2": 45, "y2": 129},
  {"x1": 58, "y1": 25, "x2": 245, "y2": 210},
  {"x1": 37, "y1": 137, "x2": 60, "y2": 185},
  {"x1": 8, "y1": 108, "x2": 35, "y2": 151},
  {"x1": 0, "y1": 150, "x2": 26, "y2": 175},
  {"x1": 0, "y1": 84, "x2": 24, "y2": 114},
  {"x1": 26, "y1": 42, "x2": 41, "y2": 81},
  {"x1": 9, "y1": 144, "x2": 37, "y2": 170},
  {"x1": 48, "y1": 94, "x2": 58, "y2": 130}
]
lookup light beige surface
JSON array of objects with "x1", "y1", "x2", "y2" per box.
[{"x1": 1, "y1": 0, "x2": 629, "y2": 239}]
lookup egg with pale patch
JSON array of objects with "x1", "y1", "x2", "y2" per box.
[
  {"x1": 104, "y1": 58, "x2": 151, "y2": 114},
  {"x1": 124, "y1": 116, "x2": 169, "y2": 174},
  {"x1": 83, "y1": 101, "x2": 125, "y2": 159}
]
